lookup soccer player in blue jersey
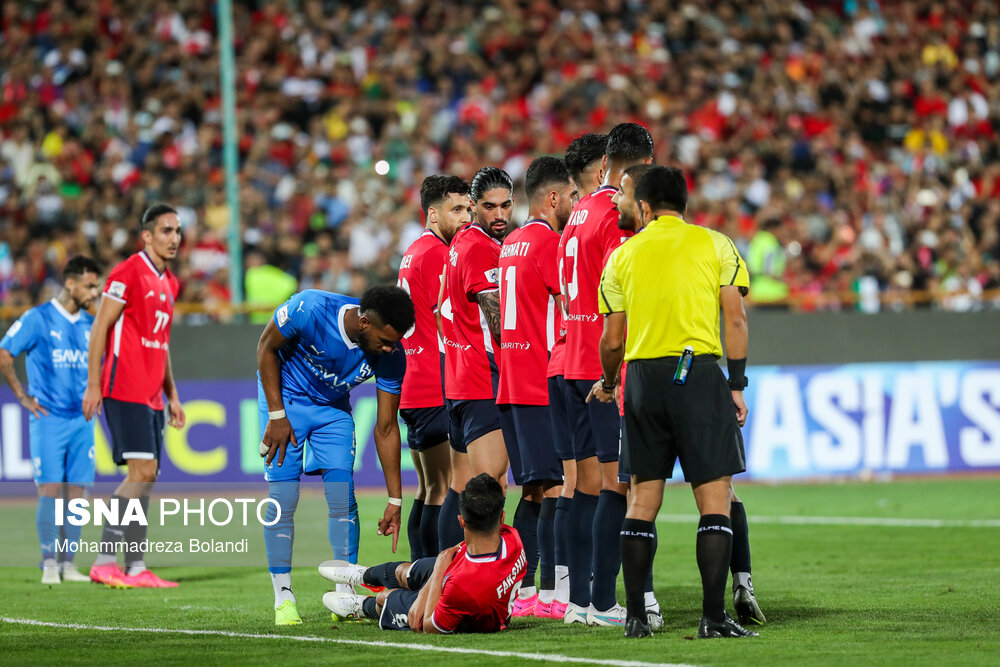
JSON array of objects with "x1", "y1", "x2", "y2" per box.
[
  {"x1": 0, "y1": 256, "x2": 101, "y2": 584},
  {"x1": 256, "y1": 285, "x2": 415, "y2": 625}
]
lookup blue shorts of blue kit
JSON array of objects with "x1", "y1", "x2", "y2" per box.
[
  {"x1": 257, "y1": 380, "x2": 356, "y2": 482},
  {"x1": 29, "y1": 412, "x2": 95, "y2": 486}
]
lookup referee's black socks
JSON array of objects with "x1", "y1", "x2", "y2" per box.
[
  {"x1": 620, "y1": 518, "x2": 656, "y2": 622},
  {"x1": 696, "y1": 514, "x2": 733, "y2": 623}
]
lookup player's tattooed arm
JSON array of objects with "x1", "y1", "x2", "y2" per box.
[{"x1": 476, "y1": 290, "x2": 502, "y2": 345}]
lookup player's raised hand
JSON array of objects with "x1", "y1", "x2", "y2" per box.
[
  {"x1": 167, "y1": 396, "x2": 186, "y2": 429},
  {"x1": 261, "y1": 416, "x2": 297, "y2": 466},
  {"x1": 377, "y1": 502, "x2": 402, "y2": 553},
  {"x1": 18, "y1": 393, "x2": 48, "y2": 419},
  {"x1": 82, "y1": 384, "x2": 102, "y2": 420}
]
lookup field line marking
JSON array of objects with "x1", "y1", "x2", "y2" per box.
[
  {"x1": 0, "y1": 617, "x2": 695, "y2": 667},
  {"x1": 657, "y1": 514, "x2": 1000, "y2": 528}
]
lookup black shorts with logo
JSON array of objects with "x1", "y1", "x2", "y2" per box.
[
  {"x1": 399, "y1": 406, "x2": 449, "y2": 452},
  {"x1": 622, "y1": 356, "x2": 745, "y2": 484},
  {"x1": 104, "y1": 397, "x2": 165, "y2": 467}
]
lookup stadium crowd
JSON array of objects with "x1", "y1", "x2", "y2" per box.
[{"x1": 1, "y1": 0, "x2": 999, "y2": 318}]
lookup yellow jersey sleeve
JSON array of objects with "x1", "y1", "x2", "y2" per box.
[
  {"x1": 598, "y1": 248, "x2": 626, "y2": 314},
  {"x1": 710, "y1": 229, "x2": 750, "y2": 289}
]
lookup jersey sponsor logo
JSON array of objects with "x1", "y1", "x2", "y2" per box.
[
  {"x1": 483, "y1": 268, "x2": 499, "y2": 285},
  {"x1": 140, "y1": 337, "x2": 168, "y2": 350},
  {"x1": 49, "y1": 329, "x2": 62, "y2": 340},
  {"x1": 108, "y1": 281, "x2": 126, "y2": 299},
  {"x1": 5, "y1": 320, "x2": 22, "y2": 338},
  {"x1": 52, "y1": 348, "x2": 87, "y2": 366},
  {"x1": 564, "y1": 312, "x2": 600, "y2": 323},
  {"x1": 276, "y1": 305, "x2": 290, "y2": 326},
  {"x1": 145, "y1": 289, "x2": 156, "y2": 299},
  {"x1": 404, "y1": 346, "x2": 425, "y2": 356},
  {"x1": 443, "y1": 337, "x2": 472, "y2": 352},
  {"x1": 495, "y1": 549, "x2": 527, "y2": 599},
  {"x1": 500, "y1": 341, "x2": 531, "y2": 351}
]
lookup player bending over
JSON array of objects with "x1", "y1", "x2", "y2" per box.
[{"x1": 320, "y1": 473, "x2": 525, "y2": 634}]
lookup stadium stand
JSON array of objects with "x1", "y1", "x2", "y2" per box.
[{"x1": 1, "y1": 0, "x2": 998, "y2": 319}]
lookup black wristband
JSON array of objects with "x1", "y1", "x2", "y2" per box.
[{"x1": 727, "y1": 357, "x2": 748, "y2": 390}]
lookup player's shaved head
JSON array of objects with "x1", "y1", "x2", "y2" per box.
[{"x1": 459, "y1": 473, "x2": 505, "y2": 533}]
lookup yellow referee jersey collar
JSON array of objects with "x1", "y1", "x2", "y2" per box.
[{"x1": 645, "y1": 214, "x2": 686, "y2": 229}]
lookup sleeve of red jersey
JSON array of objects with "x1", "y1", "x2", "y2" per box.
[
  {"x1": 460, "y1": 241, "x2": 500, "y2": 298},
  {"x1": 538, "y1": 234, "x2": 561, "y2": 296},
  {"x1": 428, "y1": 576, "x2": 466, "y2": 634},
  {"x1": 102, "y1": 262, "x2": 133, "y2": 304}
]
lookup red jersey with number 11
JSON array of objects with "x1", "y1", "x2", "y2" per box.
[
  {"x1": 497, "y1": 220, "x2": 560, "y2": 405},
  {"x1": 557, "y1": 186, "x2": 632, "y2": 380},
  {"x1": 100, "y1": 251, "x2": 179, "y2": 409}
]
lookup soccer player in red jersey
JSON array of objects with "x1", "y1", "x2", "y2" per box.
[
  {"x1": 82, "y1": 204, "x2": 186, "y2": 589},
  {"x1": 320, "y1": 473, "x2": 526, "y2": 634},
  {"x1": 440, "y1": 167, "x2": 513, "y2": 509},
  {"x1": 547, "y1": 134, "x2": 607, "y2": 617},
  {"x1": 556, "y1": 124, "x2": 653, "y2": 626},
  {"x1": 497, "y1": 156, "x2": 577, "y2": 619},
  {"x1": 398, "y1": 175, "x2": 472, "y2": 561}
]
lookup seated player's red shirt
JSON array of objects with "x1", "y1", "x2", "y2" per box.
[
  {"x1": 398, "y1": 229, "x2": 449, "y2": 409},
  {"x1": 557, "y1": 186, "x2": 633, "y2": 381},
  {"x1": 497, "y1": 220, "x2": 560, "y2": 405},
  {"x1": 100, "y1": 251, "x2": 180, "y2": 410},
  {"x1": 429, "y1": 524, "x2": 526, "y2": 634},
  {"x1": 443, "y1": 223, "x2": 501, "y2": 401}
]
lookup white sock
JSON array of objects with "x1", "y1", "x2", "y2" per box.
[
  {"x1": 271, "y1": 572, "x2": 295, "y2": 608},
  {"x1": 126, "y1": 561, "x2": 147, "y2": 576},
  {"x1": 555, "y1": 565, "x2": 569, "y2": 602},
  {"x1": 735, "y1": 571, "x2": 752, "y2": 590},
  {"x1": 42, "y1": 558, "x2": 57, "y2": 568},
  {"x1": 538, "y1": 589, "x2": 556, "y2": 604},
  {"x1": 518, "y1": 586, "x2": 537, "y2": 599},
  {"x1": 644, "y1": 591, "x2": 658, "y2": 609}
]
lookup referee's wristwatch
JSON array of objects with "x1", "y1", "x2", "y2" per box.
[
  {"x1": 728, "y1": 376, "x2": 748, "y2": 391},
  {"x1": 600, "y1": 376, "x2": 617, "y2": 392}
]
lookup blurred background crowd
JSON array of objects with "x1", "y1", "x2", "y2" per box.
[{"x1": 1, "y1": 0, "x2": 999, "y2": 321}]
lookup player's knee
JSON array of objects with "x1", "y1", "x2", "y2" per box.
[
  {"x1": 394, "y1": 562, "x2": 412, "y2": 589},
  {"x1": 126, "y1": 465, "x2": 157, "y2": 483},
  {"x1": 376, "y1": 589, "x2": 390, "y2": 609},
  {"x1": 37, "y1": 483, "x2": 61, "y2": 497}
]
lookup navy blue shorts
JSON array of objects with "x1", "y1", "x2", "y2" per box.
[
  {"x1": 564, "y1": 379, "x2": 620, "y2": 463},
  {"x1": 379, "y1": 557, "x2": 436, "y2": 631},
  {"x1": 104, "y1": 398, "x2": 164, "y2": 467},
  {"x1": 399, "y1": 406, "x2": 449, "y2": 452},
  {"x1": 446, "y1": 398, "x2": 500, "y2": 454},
  {"x1": 499, "y1": 404, "x2": 562, "y2": 486},
  {"x1": 548, "y1": 376, "x2": 573, "y2": 462},
  {"x1": 618, "y1": 422, "x2": 629, "y2": 483}
]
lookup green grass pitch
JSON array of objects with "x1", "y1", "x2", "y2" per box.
[{"x1": 1, "y1": 477, "x2": 999, "y2": 666}]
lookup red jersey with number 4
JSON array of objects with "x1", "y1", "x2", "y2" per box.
[
  {"x1": 429, "y1": 524, "x2": 526, "y2": 634},
  {"x1": 100, "y1": 251, "x2": 180, "y2": 409},
  {"x1": 497, "y1": 220, "x2": 560, "y2": 405},
  {"x1": 443, "y1": 224, "x2": 501, "y2": 401},
  {"x1": 398, "y1": 229, "x2": 449, "y2": 409},
  {"x1": 557, "y1": 186, "x2": 632, "y2": 380}
]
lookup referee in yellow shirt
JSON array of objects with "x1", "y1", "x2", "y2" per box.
[{"x1": 587, "y1": 165, "x2": 757, "y2": 639}]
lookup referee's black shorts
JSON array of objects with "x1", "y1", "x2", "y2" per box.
[{"x1": 622, "y1": 356, "x2": 745, "y2": 484}]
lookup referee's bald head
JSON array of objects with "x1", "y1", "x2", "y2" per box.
[{"x1": 634, "y1": 165, "x2": 688, "y2": 217}]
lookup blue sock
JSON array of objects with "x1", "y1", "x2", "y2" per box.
[
  {"x1": 513, "y1": 498, "x2": 541, "y2": 590},
  {"x1": 591, "y1": 489, "x2": 627, "y2": 611},
  {"x1": 568, "y1": 491, "x2": 598, "y2": 607},
  {"x1": 437, "y1": 488, "x2": 464, "y2": 552},
  {"x1": 554, "y1": 496, "x2": 571, "y2": 568},
  {"x1": 264, "y1": 481, "x2": 300, "y2": 574},
  {"x1": 323, "y1": 469, "x2": 359, "y2": 563},
  {"x1": 538, "y1": 498, "x2": 557, "y2": 590},
  {"x1": 61, "y1": 518, "x2": 81, "y2": 565},
  {"x1": 37, "y1": 496, "x2": 57, "y2": 563}
]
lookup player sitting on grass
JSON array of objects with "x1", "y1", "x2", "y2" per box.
[{"x1": 319, "y1": 473, "x2": 526, "y2": 633}]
